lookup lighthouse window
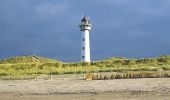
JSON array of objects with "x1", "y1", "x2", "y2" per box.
[
  {"x1": 82, "y1": 56, "x2": 84, "y2": 59},
  {"x1": 82, "y1": 47, "x2": 85, "y2": 50},
  {"x1": 82, "y1": 38, "x2": 85, "y2": 41}
]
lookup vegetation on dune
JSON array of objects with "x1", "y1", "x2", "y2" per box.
[
  {"x1": 0, "y1": 55, "x2": 170, "y2": 80},
  {"x1": 0, "y1": 55, "x2": 59, "y2": 64},
  {"x1": 85, "y1": 71, "x2": 170, "y2": 80}
]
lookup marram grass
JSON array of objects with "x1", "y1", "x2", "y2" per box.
[
  {"x1": 85, "y1": 71, "x2": 170, "y2": 80},
  {"x1": 1, "y1": 55, "x2": 170, "y2": 80}
]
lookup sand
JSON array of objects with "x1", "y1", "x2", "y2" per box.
[{"x1": 0, "y1": 77, "x2": 170, "y2": 100}]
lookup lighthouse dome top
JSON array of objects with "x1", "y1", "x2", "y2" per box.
[
  {"x1": 81, "y1": 16, "x2": 90, "y2": 23},
  {"x1": 81, "y1": 16, "x2": 89, "y2": 21}
]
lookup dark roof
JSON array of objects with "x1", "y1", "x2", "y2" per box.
[{"x1": 81, "y1": 16, "x2": 89, "y2": 22}]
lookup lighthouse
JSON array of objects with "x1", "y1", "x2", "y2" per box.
[{"x1": 79, "y1": 16, "x2": 92, "y2": 62}]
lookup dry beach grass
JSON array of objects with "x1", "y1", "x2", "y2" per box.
[{"x1": 85, "y1": 71, "x2": 170, "y2": 80}]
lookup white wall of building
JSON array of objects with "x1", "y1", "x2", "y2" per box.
[{"x1": 81, "y1": 30, "x2": 91, "y2": 62}]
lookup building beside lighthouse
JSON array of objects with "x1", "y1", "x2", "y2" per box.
[{"x1": 79, "y1": 16, "x2": 92, "y2": 62}]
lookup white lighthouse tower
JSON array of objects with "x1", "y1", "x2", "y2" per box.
[{"x1": 79, "y1": 16, "x2": 92, "y2": 62}]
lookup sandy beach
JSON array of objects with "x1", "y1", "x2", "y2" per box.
[{"x1": 0, "y1": 77, "x2": 170, "y2": 100}]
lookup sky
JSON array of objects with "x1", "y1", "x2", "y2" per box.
[{"x1": 0, "y1": 0, "x2": 170, "y2": 62}]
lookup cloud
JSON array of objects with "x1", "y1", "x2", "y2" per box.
[
  {"x1": 0, "y1": 0, "x2": 170, "y2": 61},
  {"x1": 34, "y1": 2, "x2": 69, "y2": 18}
]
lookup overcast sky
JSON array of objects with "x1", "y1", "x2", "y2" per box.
[{"x1": 0, "y1": 0, "x2": 170, "y2": 62}]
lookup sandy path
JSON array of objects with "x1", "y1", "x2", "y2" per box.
[
  {"x1": 0, "y1": 93, "x2": 170, "y2": 100},
  {"x1": 0, "y1": 78, "x2": 170, "y2": 99},
  {"x1": 0, "y1": 78, "x2": 170, "y2": 94}
]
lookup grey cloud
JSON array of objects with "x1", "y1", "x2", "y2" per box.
[
  {"x1": 34, "y1": 2, "x2": 70, "y2": 18},
  {"x1": 0, "y1": 0, "x2": 170, "y2": 62}
]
